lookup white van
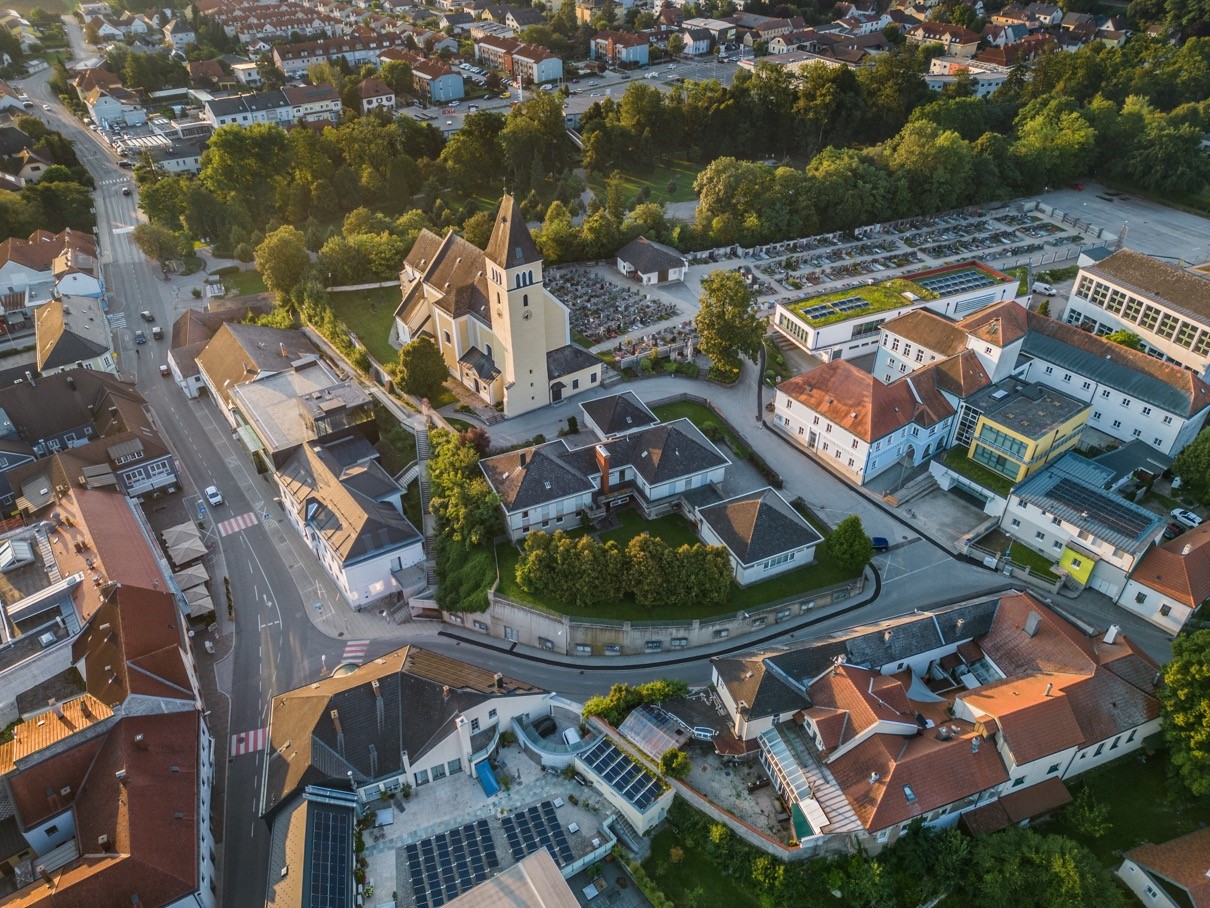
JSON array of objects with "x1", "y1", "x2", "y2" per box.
[
  {"x1": 1031, "y1": 281, "x2": 1056, "y2": 296},
  {"x1": 561, "y1": 728, "x2": 582, "y2": 747}
]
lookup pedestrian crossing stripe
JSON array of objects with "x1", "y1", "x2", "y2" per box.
[
  {"x1": 230, "y1": 727, "x2": 267, "y2": 756},
  {"x1": 341, "y1": 640, "x2": 370, "y2": 664},
  {"x1": 218, "y1": 511, "x2": 259, "y2": 537}
]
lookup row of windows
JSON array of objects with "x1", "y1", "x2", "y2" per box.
[
  {"x1": 975, "y1": 424, "x2": 1029, "y2": 459},
  {"x1": 414, "y1": 757, "x2": 465, "y2": 786},
  {"x1": 1076, "y1": 276, "x2": 1210, "y2": 354}
]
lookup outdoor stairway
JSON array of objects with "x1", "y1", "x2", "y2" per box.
[
  {"x1": 414, "y1": 428, "x2": 438, "y2": 591},
  {"x1": 770, "y1": 329, "x2": 799, "y2": 354},
  {"x1": 776, "y1": 723, "x2": 863, "y2": 835},
  {"x1": 885, "y1": 472, "x2": 938, "y2": 507},
  {"x1": 35, "y1": 529, "x2": 61, "y2": 584},
  {"x1": 600, "y1": 367, "x2": 624, "y2": 389}
]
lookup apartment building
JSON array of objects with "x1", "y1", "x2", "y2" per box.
[
  {"x1": 1062, "y1": 248, "x2": 1210, "y2": 379},
  {"x1": 271, "y1": 33, "x2": 408, "y2": 77},
  {"x1": 201, "y1": 85, "x2": 341, "y2": 127}
]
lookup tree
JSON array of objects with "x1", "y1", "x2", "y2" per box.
[
  {"x1": 132, "y1": 223, "x2": 188, "y2": 263},
  {"x1": 1161, "y1": 627, "x2": 1210, "y2": 796},
  {"x1": 1105, "y1": 329, "x2": 1142, "y2": 349},
  {"x1": 668, "y1": 33, "x2": 684, "y2": 56},
  {"x1": 254, "y1": 225, "x2": 311, "y2": 298},
  {"x1": 1172, "y1": 428, "x2": 1210, "y2": 504},
  {"x1": 827, "y1": 515, "x2": 873, "y2": 574},
  {"x1": 396, "y1": 336, "x2": 450, "y2": 400},
  {"x1": 659, "y1": 749, "x2": 690, "y2": 779},
  {"x1": 428, "y1": 429, "x2": 503, "y2": 546},
  {"x1": 694, "y1": 270, "x2": 763, "y2": 379}
]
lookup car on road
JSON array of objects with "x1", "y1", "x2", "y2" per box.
[
  {"x1": 152, "y1": 326, "x2": 163, "y2": 340},
  {"x1": 871, "y1": 537, "x2": 890, "y2": 553},
  {"x1": 133, "y1": 330, "x2": 147, "y2": 344},
  {"x1": 1163, "y1": 521, "x2": 1186, "y2": 540},
  {"x1": 117, "y1": 160, "x2": 135, "y2": 169},
  {"x1": 1171, "y1": 508, "x2": 1203, "y2": 529},
  {"x1": 121, "y1": 187, "x2": 132, "y2": 196},
  {"x1": 159, "y1": 363, "x2": 170, "y2": 377},
  {"x1": 41, "y1": 103, "x2": 50, "y2": 111},
  {"x1": 140, "y1": 311, "x2": 155, "y2": 322},
  {"x1": 204, "y1": 486, "x2": 224, "y2": 506}
]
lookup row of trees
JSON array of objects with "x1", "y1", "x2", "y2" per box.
[
  {"x1": 0, "y1": 117, "x2": 95, "y2": 242},
  {"x1": 583, "y1": 679, "x2": 691, "y2": 726},
  {"x1": 515, "y1": 530, "x2": 734, "y2": 609}
]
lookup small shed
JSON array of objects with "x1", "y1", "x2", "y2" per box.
[{"x1": 615, "y1": 236, "x2": 689, "y2": 286}]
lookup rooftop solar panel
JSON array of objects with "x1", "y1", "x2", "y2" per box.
[
  {"x1": 580, "y1": 739, "x2": 666, "y2": 814},
  {"x1": 1048, "y1": 477, "x2": 1154, "y2": 539}
]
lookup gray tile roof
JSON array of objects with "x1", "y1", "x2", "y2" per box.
[
  {"x1": 545, "y1": 343, "x2": 600, "y2": 380},
  {"x1": 480, "y1": 439, "x2": 596, "y2": 512},
  {"x1": 35, "y1": 295, "x2": 110, "y2": 370},
  {"x1": 484, "y1": 195, "x2": 540, "y2": 269},
  {"x1": 712, "y1": 655, "x2": 805, "y2": 718},
  {"x1": 580, "y1": 391, "x2": 658, "y2": 437},
  {"x1": 458, "y1": 346, "x2": 501, "y2": 381},
  {"x1": 697, "y1": 487, "x2": 822, "y2": 566},
  {"x1": 615, "y1": 236, "x2": 687, "y2": 275},
  {"x1": 605, "y1": 419, "x2": 729, "y2": 486}
]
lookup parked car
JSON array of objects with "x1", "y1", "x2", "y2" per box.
[
  {"x1": 117, "y1": 160, "x2": 135, "y2": 169},
  {"x1": 41, "y1": 103, "x2": 50, "y2": 111},
  {"x1": 204, "y1": 485, "x2": 224, "y2": 506},
  {"x1": 152, "y1": 326, "x2": 163, "y2": 340},
  {"x1": 140, "y1": 310, "x2": 155, "y2": 322},
  {"x1": 133, "y1": 330, "x2": 147, "y2": 344},
  {"x1": 1031, "y1": 281, "x2": 1056, "y2": 296},
  {"x1": 1163, "y1": 521, "x2": 1186, "y2": 540},
  {"x1": 692, "y1": 726, "x2": 717, "y2": 741},
  {"x1": 871, "y1": 536, "x2": 890, "y2": 553},
  {"x1": 1171, "y1": 508, "x2": 1203, "y2": 529},
  {"x1": 561, "y1": 727, "x2": 582, "y2": 747}
]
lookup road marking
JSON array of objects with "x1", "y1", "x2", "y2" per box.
[
  {"x1": 217, "y1": 511, "x2": 259, "y2": 537},
  {"x1": 230, "y1": 727, "x2": 268, "y2": 756},
  {"x1": 341, "y1": 640, "x2": 369, "y2": 664},
  {"x1": 107, "y1": 312, "x2": 127, "y2": 329}
]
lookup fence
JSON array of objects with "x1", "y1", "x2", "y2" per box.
[{"x1": 326, "y1": 280, "x2": 399, "y2": 293}]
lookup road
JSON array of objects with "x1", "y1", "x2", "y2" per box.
[{"x1": 17, "y1": 26, "x2": 1175, "y2": 904}]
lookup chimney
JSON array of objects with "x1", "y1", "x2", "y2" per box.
[
  {"x1": 971, "y1": 737, "x2": 980, "y2": 753},
  {"x1": 868, "y1": 772, "x2": 880, "y2": 785},
  {"x1": 1044, "y1": 682, "x2": 1053, "y2": 697},
  {"x1": 1103, "y1": 624, "x2": 1121, "y2": 645},
  {"x1": 1182, "y1": 543, "x2": 1194, "y2": 556},
  {"x1": 595, "y1": 445, "x2": 611, "y2": 496},
  {"x1": 494, "y1": 672, "x2": 504, "y2": 690},
  {"x1": 518, "y1": 451, "x2": 527, "y2": 468},
  {"x1": 115, "y1": 769, "x2": 127, "y2": 783},
  {"x1": 442, "y1": 685, "x2": 450, "y2": 700},
  {"x1": 37, "y1": 867, "x2": 50, "y2": 885},
  {"x1": 98, "y1": 834, "x2": 111, "y2": 852},
  {"x1": 371, "y1": 679, "x2": 381, "y2": 699},
  {"x1": 49, "y1": 699, "x2": 63, "y2": 719},
  {"x1": 134, "y1": 733, "x2": 148, "y2": 750},
  {"x1": 330, "y1": 709, "x2": 342, "y2": 736},
  {"x1": 1023, "y1": 611, "x2": 1042, "y2": 637},
  {"x1": 280, "y1": 342, "x2": 287, "y2": 357}
]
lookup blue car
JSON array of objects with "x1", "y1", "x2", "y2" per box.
[{"x1": 871, "y1": 537, "x2": 890, "y2": 553}]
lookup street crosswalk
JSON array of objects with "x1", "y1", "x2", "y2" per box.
[
  {"x1": 107, "y1": 312, "x2": 127, "y2": 329},
  {"x1": 99, "y1": 177, "x2": 127, "y2": 186},
  {"x1": 230, "y1": 727, "x2": 268, "y2": 756},
  {"x1": 217, "y1": 511, "x2": 259, "y2": 537},
  {"x1": 341, "y1": 640, "x2": 369, "y2": 664}
]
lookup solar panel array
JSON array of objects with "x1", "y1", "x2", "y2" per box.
[
  {"x1": 794, "y1": 296, "x2": 871, "y2": 323},
  {"x1": 798, "y1": 304, "x2": 833, "y2": 321},
  {"x1": 832, "y1": 296, "x2": 872, "y2": 314},
  {"x1": 1048, "y1": 478, "x2": 1155, "y2": 540},
  {"x1": 580, "y1": 738, "x2": 664, "y2": 813},
  {"x1": 308, "y1": 805, "x2": 352, "y2": 908},
  {"x1": 405, "y1": 818, "x2": 500, "y2": 908},
  {"x1": 618, "y1": 705, "x2": 686, "y2": 761},
  {"x1": 501, "y1": 801, "x2": 574, "y2": 867},
  {"x1": 916, "y1": 269, "x2": 997, "y2": 296}
]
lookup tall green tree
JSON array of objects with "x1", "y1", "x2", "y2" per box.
[
  {"x1": 1161, "y1": 628, "x2": 1210, "y2": 796},
  {"x1": 1172, "y1": 429, "x2": 1210, "y2": 504},
  {"x1": 694, "y1": 270, "x2": 764, "y2": 379},
  {"x1": 396, "y1": 336, "x2": 450, "y2": 401},
  {"x1": 827, "y1": 515, "x2": 873, "y2": 574},
  {"x1": 254, "y1": 225, "x2": 311, "y2": 299},
  {"x1": 1105, "y1": 329, "x2": 1143, "y2": 349}
]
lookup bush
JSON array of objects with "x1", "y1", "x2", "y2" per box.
[
  {"x1": 191, "y1": 287, "x2": 202, "y2": 298},
  {"x1": 700, "y1": 423, "x2": 725, "y2": 443},
  {"x1": 675, "y1": 362, "x2": 699, "y2": 378},
  {"x1": 583, "y1": 679, "x2": 689, "y2": 726},
  {"x1": 659, "y1": 749, "x2": 690, "y2": 779},
  {"x1": 435, "y1": 538, "x2": 495, "y2": 613}
]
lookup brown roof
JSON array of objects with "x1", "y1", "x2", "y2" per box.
[
  {"x1": 1125, "y1": 826, "x2": 1210, "y2": 907},
  {"x1": 1129, "y1": 524, "x2": 1210, "y2": 608},
  {"x1": 72, "y1": 587, "x2": 194, "y2": 709},
  {"x1": 186, "y1": 58, "x2": 226, "y2": 83},
  {"x1": 9, "y1": 734, "x2": 106, "y2": 829},
  {"x1": 0, "y1": 370, "x2": 145, "y2": 451},
  {"x1": 961, "y1": 672, "x2": 1087, "y2": 763},
  {"x1": 1087, "y1": 249, "x2": 1210, "y2": 322},
  {"x1": 958, "y1": 300, "x2": 1030, "y2": 347},
  {"x1": 882, "y1": 310, "x2": 968, "y2": 356},
  {"x1": 926, "y1": 349, "x2": 991, "y2": 398},
  {"x1": 357, "y1": 75, "x2": 394, "y2": 97},
  {"x1": 0, "y1": 229, "x2": 97, "y2": 274},
  {"x1": 397, "y1": 228, "x2": 492, "y2": 326},
  {"x1": 195, "y1": 322, "x2": 317, "y2": 405},
  {"x1": 961, "y1": 777, "x2": 1072, "y2": 836},
  {"x1": 806, "y1": 665, "x2": 912, "y2": 753},
  {"x1": 0, "y1": 696, "x2": 114, "y2": 777}
]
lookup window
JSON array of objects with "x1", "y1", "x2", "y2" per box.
[
  {"x1": 1010, "y1": 518, "x2": 1021, "y2": 527},
  {"x1": 575, "y1": 644, "x2": 591, "y2": 655},
  {"x1": 1101, "y1": 389, "x2": 1110, "y2": 398},
  {"x1": 1112, "y1": 420, "x2": 1122, "y2": 429},
  {"x1": 572, "y1": 379, "x2": 579, "y2": 390},
  {"x1": 1092, "y1": 411, "x2": 1102, "y2": 420},
  {"x1": 448, "y1": 758, "x2": 463, "y2": 774},
  {"x1": 1051, "y1": 516, "x2": 1061, "y2": 525},
  {"x1": 470, "y1": 717, "x2": 480, "y2": 732},
  {"x1": 1053, "y1": 541, "x2": 1062, "y2": 550},
  {"x1": 488, "y1": 708, "x2": 497, "y2": 719},
  {"x1": 415, "y1": 769, "x2": 430, "y2": 785},
  {"x1": 1047, "y1": 763, "x2": 1060, "y2": 774},
  {"x1": 1154, "y1": 438, "x2": 1163, "y2": 446},
  {"x1": 1127, "y1": 729, "x2": 1136, "y2": 743},
  {"x1": 903, "y1": 343, "x2": 912, "y2": 357},
  {"x1": 813, "y1": 415, "x2": 820, "y2": 425},
  {"x1": 1094, "y1": 743, "x2": 1104, "y2": 756},
  {"x1": 431, "y1": 763, "x2": 447, "y2": 780},
  {"x1": 825, "y1": 423, "x2": 832, "y2": 433},
  {"x1": 848, "y1": 457, "x2": 855, "y2": 467},
  {"x1": 1160, "y1": 604, "x2": 1172, "y2": 617},
  {"x1": 1132, "y1": 429, "x2": 1142, "y2": 438},
  {"x1": 1082, "y1": 381, "x2": 1091, "y2": 390},
  {"x1": 915, "y1": 349, "x2": 924, "y2": 363},
  {"x1": 1162, "y1": 415, "x2": 1173, "y2": 425},
  {"x1": 899, "y1": 364, "x2": 907, "y2": 373},
  {"x1": 1110, "y1": 736, "x2": 1120, "y2": 750},
  {"x1": 1070, "y1": 557, "x2": 1082, "y2": 569},
  {"x1": 1062, "y1": 373, "x2": 1071, "y2": 382},
  {"x1": 1035, "y1": 531, "x2": 1045, "y2": 540},
  {"x1": 891, "y1": 338, "x2": 900, "y2": 352},
  {"x1": 1141, "y1": 406, "x2": 1152, "y2": 416},
  {"x1": 45, "y1": 825, "x2": 58, "y2": 836},
  {"x1": 443, "y1": 330, "x2": 451, "y2": 344},
  {"x1": 851, "y1": 439, "x2": 859, "y2": 449},
  {"x1": 902, "y1": 785, "x2": 917, "y2": 803},
  {"x1": 1122, "y1": 397, "x2": 1131, "y2": 407},
  {"x1": 590, "y1": 373, "x2": 597, "y2": 383},
  {"x1": 1011, "y1": 777, "x2": 1025, "y2": 788},
  {"x1": 1044, "y1": 366, "x2": 1053, "y2": 375}
]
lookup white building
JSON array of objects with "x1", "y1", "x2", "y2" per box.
[
  {"x1": 1117, "y1": 828, "x2": 1210, "y2": 908},
  {"x1": 1116, "y1": 524, "x2": 1210, "y2": 635},
  {"x1": 615, "y1": 236, "x2": 688, "y2": 285},
  {"x1": 35, "y1": 295, "x2": 117, "y2": 375},
  {"x1": 1062, "y1": 248, "x2": 1210, "y2": 380},
  {"x1": 201, "y1": 85, "x2": 342, "y2": 127},
  {"x1": 694, "y1": 487, "x2": 823, "y2": 585}
]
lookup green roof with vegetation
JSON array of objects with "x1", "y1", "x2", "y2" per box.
[
  {"x1": 944, "y1": 448, "x2": 1015, "y2": 497},
  {"x1": 786, "y1": 277, "x2": 939, "y2": 327}
]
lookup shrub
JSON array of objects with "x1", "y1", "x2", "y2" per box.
[
  {"x1": 659, "y1": 749, "x2": 690, "y2": 779},
  {"x1": 583, "y1": 679, "x2": 689, "y2": 726},
  {"x1": 191, "y1": 287, "x2": 202, "y2": 298}
]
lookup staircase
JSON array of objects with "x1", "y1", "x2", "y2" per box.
[
  {"x1": 884, "y1": 472, "x2": 938, "y2": 507},
  {"x1": 600, "y1": 367, "x2": 624, "y2": 389},
  {"x1": 414, "y1": 429, "x2": 438, "y2": 590},
  {"x1": 770, "y1": 329, "x2": 799, "y2": 355},
  {"x1": 35, "y1": 530, "x2": 60, "y2": 583}
]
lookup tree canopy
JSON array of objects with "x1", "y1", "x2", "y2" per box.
[
  {"x1": 1172, "y1": 429, "x2": 1210, "y2": 504},
  {"x1": 1160, "y1": 628, "x2": 1210, "y2": 796},
  {"x1": 695, "y1": 270, "x2": 764, "y2": 380}
]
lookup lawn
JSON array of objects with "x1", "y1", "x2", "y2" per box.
[
  {"x1": 1045, "y1": 747, "x2": 1210, "y2": 869},
  {"x1": 1004, "y1": 265, "x2": 1029, "y2": 296},
  {"x1": 1037, "y1": 265, "x2": 1079, "y2": 284},
  {"x1": 943, "y1": 448, "x2": 1014, "y2": 498},
  {"x1": 642, "y1": 827, "x2": 760, "y2": 908},
  {"x1": 327, "y1": 286, "x2": 399, "y2": 365},
  {"x1": 979, "y1": 529, "x2": 1061, "y2": 583},
  {"x1": 373, "y1": 402, "x2": 418, "y2": 474},
  {"x1": 651, "y1": 401, "x2": 745, "y2": 455},
  {"x1": 588, "y1": 158, "x2": 705, "y2": 205},
  {"x1": 493, "y1": 510, "x2": 859, "y2": 622},
  {"x1": 223, "y1": 269, "x2": 268, "y2": 297}
]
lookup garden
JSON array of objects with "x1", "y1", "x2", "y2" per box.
[{"x1": 327, "y1": 286, "x2": 401, "y2": 366}]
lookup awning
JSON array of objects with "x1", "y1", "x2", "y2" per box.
[
  {"x1": 168, "y1": 538, "x2": 207, "y2": 565},
  {"x1": 162, "y1": 521, "x2": 202, "y2": 548},
  {"x1": 106, "y1": 438, "x2": 144, "y2": 461},
  {"x1": 183, "y1": 585, "x2": 212, "y2": 606},
  {"x1": 185, "y1": 593, "x2": 214, "y2": 617},
  {"x1": 80, "y1": 464, "x2": 117, "y2": 487},
  {"x1": 174, "y1": 565, "x2": 209, "y2": 591}
]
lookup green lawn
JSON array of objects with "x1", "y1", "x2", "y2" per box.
[
  {"x1": 1045, "y1": 748, "x2": 1210, "y2": 869},
  {"x1": 1037, "y1": 265, "x2": 1078, "y2": 284},
  {"x1": 327, "y1": 286, "x2": 399, "y2": 365},
  {"x1": 494, "y1": 510, "x2": 859, "y2": 622},
  {"x1": 787, "y1": 275, "x2": 941, "y2": 328},
  {"x1": 642, "y1": 827, "x2": 760, "y2": 908},
  {"x1": 943, "y1": 448, "x2": 1014, "y2": 498},
  {"x1": 1004, "y1": 265, "x2": 1029, "y2": 296},
  {"x1": 652, "y1": 401, "x2": 744, "y2": 455},
  {"x1": 588, "y1": 158, "x2": 705, "y2": 205},
  {"x1": 980, "y1": 529, "x2": 1061, "y2": 583},
  {"x1": 373, "y1": 402, "x2": 417, "y2": 475},
  {"x1": 224, "y1": 269, "x2": 268, "y2": 297}
]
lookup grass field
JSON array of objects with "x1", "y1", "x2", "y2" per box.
[
  {"x1": 642, "y1": 827, "x2": 760, "y2": 908},
  {"x1": 1045, "y1": 747, "x2": 1210, "y2": 869},
  {"x1": 652, "y1": 401, "x2": 743, "y2": 454},
  {"x1": 223, "y1": 269, "x2": 268, "y2": 297},
  {"x1": 589, "y1": 159, "x2": 705, "y2": 205},
  {"x1": 327, "y1": 286, "x2": 399, "y2": 365}
]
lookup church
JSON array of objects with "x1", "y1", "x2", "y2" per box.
[{"x1": 392, "y1": 196, "x2": 602, "y2": 418}]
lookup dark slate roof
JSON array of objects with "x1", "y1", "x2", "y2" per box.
[
  {"x1": 35, "y1": 296, "x2": 110, "y2": 370},
  {"x1": 484, "y1": 194, "x2": 540, "y2": 270},
  {"x1": 396, "y1": 229, "x2": 493, "y2": 328},
  {"x1": 697, "y1": 487, "x2": 822, "y2": 566},
  {"x1": 204, "y1": 88, "x2": 289, "y2": 117},
  {"x1": 605, "y1": 419, "x2": 729, "y2": 486},
  {"x1": 546, "y1": 343, "x2": 600, "y2": 380},
  {"x1": 479, "y1": 439, "x2": 596, "y2": 512},
  {"x1": 712, "y1": 654, "x2": 805, "y2": 718},
  {"x1": 615, "y1": 236, "x2": 687, "y2": 275},
  {"x1": 1090, "y1": 439, "x2": 1173, "y2": 482},
  {"x1": 580, "y1": 390, "x2": 658, "y2": 437},
  {"x1": 195, "y1": 322, "x2": 317, "y2": 403},
  {"x1": 263, "y1": 646, "x2": 543, "y2": 813},
  {"x1": 459, "y1": 346, "x2": 501, "y2": 381}
]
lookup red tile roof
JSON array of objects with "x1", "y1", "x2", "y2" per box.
[
  {"x1": 957, "y1": 300, "x2": 1030, "y2": 347},
  {"x1": 778, "y1": 360, "x2": 925, "y2": 442},
  {"x1": 1129, "y1": 524, "x2": 1210, "y2": 609},
  {"x1": 961, "y1": 671, "x2": 1087, "y2": 764},
  {"x1": 806, "y1": 665, "x2": 914, "y2": 752},
  {"x1": 1124, "y1": 826, "x2": 1210, "y2": 907}
]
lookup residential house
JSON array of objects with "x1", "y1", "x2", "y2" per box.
[
  {"x1": 475, "y1": 34, "x2": 521, "y2": 68},
  {"x1": 1001, "y1": 454, "x2": 1166, "y2": 597},
  {"x1": 615, "y1": 236, "x2": 688, "y2": 285},
  {"x1": 411, "y1": 59, "x2": 466, "y2": 103},
  {"x1": 579, "y1": 390, "x2": 659, "y2": 440},
  {"x1": 260, "y1": 645, "x2": 553, "y2": 814},
  {"x1": 201, "y1": 85, "x2": 342, "y2": 127},
  {"x1": 163, "y1": 17, "x2": 196, "y2": 49},
  {"x1": 1026, "y1": 1, "x2": 1063, "y2": 26},
  {"x1": 682, "y1": 16, "x2": 736, "y2": 44},
  {"x1": 925, "y1": 56, "x2": 1009, "y2": 97},
  {"x1": 35, "y1": 295, "x2": 116, "y2": 376},
  {"x1": 276, "y1": 436, "x2": 423, "y2": 607},
  {"x1": 393, "y1": 196, "x2": 603, "y2": 417},
  {"x1": 1116, "y1": 524, "x2": 1210, "y2": 635},
  {"x1": 711, "y1": 591, "x2": 1161, "y2": 850},
  {"x1": 0, "y1": 228, "x2": 101, "y2": 325},
  {"x1": 1117, "y1": 827, "x2": 1210, "y2": 908},
  {"x1": 679, "y1": 26, "x2": 712, "y2": 54},
  {"x1": 85, "y1": 87, "x2": 147, "y2": 127},
  {"x1": 186, "y1": 58, "x2": 230, "y2": 88},
  {"x1": 195, "y1": 322, "x2": 319, "y2": 408},
  {"x1": 271, "y1": 34, "x2": 408, "y2": 77},
  {"x1": 506, "y1": 6, "x2": 545, "y2": 30},
  {"x1": 440, "y1": 10, "x2": 474, "y2": 29},
  {"x1": 86, "y1": 14, "x2": 123, "y2": 40},
  {"x1": 905, "y1": 22, "x2": 980, "y2": 56},
  {"x1": 693, "y1": 487, "x2": 822, "y2": 585},
  {"x1": 166, "y1": 304, "x2": 268, "y2": 398},
  {"x1": 511, "y1": 43, "x2": 562, "y2": 84},
  {"x1": 479, "y1": 412, "x2": 729, "y2": 539},
  {"x1": 981, "y1": 22, "x2": 1029, "y2": 45},
  {"x1": 1062, "y1": 249, "x2": 1210, "y2": 380},
  {"x1": 357, "y1": 75, "x2": 396, "y2": 113},
  {"x1": 590, "y1": 30, "x2": 650, "y2": 66}
]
